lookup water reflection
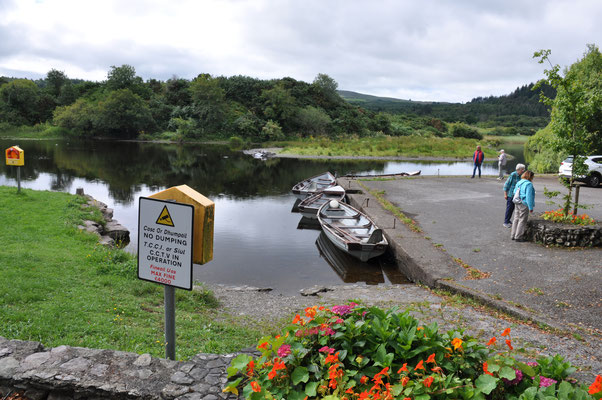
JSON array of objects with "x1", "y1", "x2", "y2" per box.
[{"x1": 0, "y1": 138, "x2": 524, "y2": 294}]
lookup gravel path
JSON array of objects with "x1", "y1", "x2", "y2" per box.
[{"x1": 207, "y1": 283, "x2": 601, "y2": 381}]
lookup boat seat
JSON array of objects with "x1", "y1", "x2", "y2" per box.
[
  {"x1": 322, "y1": 214, "x2": 360, "y2": 220},
  {"x1": 333, "y1": 222, "x2": 372, "y2": 229}
]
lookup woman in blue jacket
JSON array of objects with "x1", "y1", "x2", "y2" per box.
[{"x1": 511, "y1": 170, "x2": 535, "y2": 242}]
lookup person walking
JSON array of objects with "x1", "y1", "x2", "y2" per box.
[
  {"x1": 511, "y1": 170, "x2": 535, "y2": 242},
  {"x1": 497, "y1": 149, "x2": 507, "y2": 180},
  {"x1": 502, "y1": 163, "x2": 525, "y2": 228},
  {"x1": 471, "y1": 145, "x2": 484, "y2": 178}
]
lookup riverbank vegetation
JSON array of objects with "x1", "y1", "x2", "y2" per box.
[
  {"x1": 1, "y1": 62, "x2": 550, "y2": 157},
  {"x1": 0, "y1": 186, "x2": 265, "y2": 359}
]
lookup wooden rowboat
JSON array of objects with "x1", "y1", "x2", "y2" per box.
[
  {"x1": 297, "y1": 185, "x2": 346, "y2": 219},
  {"x1": 291, "y1": 171, "x2": 337, "y2": 199},
  {"x1": 317, "y1": 200, "x2": 388, "y2": 262},
  {"x1": 343, "y1": 170, "x2": 421, "y2": 178}
]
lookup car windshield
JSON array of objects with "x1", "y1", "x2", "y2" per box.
[{"x1": 563, "y1": 157, "x2": 573, "y2": 163}]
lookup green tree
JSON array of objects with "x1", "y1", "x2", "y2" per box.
[
  {"x1": 189, "y1": 74, "x2": 227, "y2": 136},
  {"x1": 0, "y1": 79, "x2": 43, "y2": 124},
  {"x1": 449, "y1": 122, "x2": 482, "y2": 139},
  {"x1": 260, "y1": 119, "x2": 284, "y2": 141},
  {"x1": 53, "y1": 98, "x2": 96, "y2": 135},
  {"x1": 261, "y1": 84, "x2": 297, "y2": 131},
  {"x1": 295, "y1": 106, "x2": 331, "y2": 136},
  {"x1": 45, "y1": 69, "x2": 68, "y2": 98},
  {"x1": 95, "y1": 89, "x2": 156, "y2": 138},
  {"x1": 534, "y1": 45, "x2": 602, "y2": 214}
]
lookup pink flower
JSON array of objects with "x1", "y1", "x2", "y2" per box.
[
  {"x1": 277, "y1": 344, "x2": 291, "y2": 358},
  {"x1": 319, "y1": 346, "x2": 335, "y2": 354},
  {"x1": 335, "y1": 318, "x2": 344, "y2": 324},
  {"x1": 536, "y1": 376, "x2": 557, "y2": 388}
]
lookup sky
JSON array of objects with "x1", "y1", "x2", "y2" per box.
[{"x1": 0, "y1": 0, "x2": 600, "y2": 103}]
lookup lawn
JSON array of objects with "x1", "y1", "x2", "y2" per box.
[{"x1": 0, "y1": 186, "x2": 265, "y2": 360}]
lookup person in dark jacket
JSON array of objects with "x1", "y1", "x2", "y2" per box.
[
  {"x1": 471, "y1": 145, "x2": 484, "y2": 178},
  {"x1": 502, "y1": 163, "x2": 526, "y2": 228}
]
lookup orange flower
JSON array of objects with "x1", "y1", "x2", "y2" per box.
[
  {"x1": 257, "y1": 342, "x2": 269, "y2": 350},
  {"x1": 501, "y1": 328, "x2": 511, "y2": 337},
  {"x1": 451, "y1": 338, "x2": 463, "y2": 350},
  {"x1": 397, "y1": 363, "x2": 408, "y2": 373},
  {"x1": 292, "y1": 314, "x2": 302, "y2": 324},
  {"x1": 588, "y1": 375, "x2": 602, "y2": 394},
  {"x1": 431, "y1": 366, "x2": 443, "y2": 374},
  {"x1": 325, "y1": 351, "x2": 340, "y2": 364},
  {"x1": 505, "y1": 339, "x2": 513, "y2": 351},
  {"x1": 486, "y1": 337, "x2": 496, "y2": 346},
  {"x1": 426, "y1": 353, "x2": 436, "y2": 364},
  {"x1": 415, "y1": 360, "x2": 425, "y2": 370},
  {"x1": 423, "y1": 376, "x2": 434, "y2": 388},
  {"x1": 417, "y1": 326, "x2": 423, "y2": 331},
  {"x1": 246, "y1": 360, "x2": 255, "y2": 376},
  {"x1": 483, "y1": 362, "x2": 493, "y2": 376},
  {"x1": 346, "y1": 388, "x2": 354, "y2": 394},
  {"x1": 268, "y1": 370, "x2": 277, "y2": 380},
  {"x1": 251, "y1": 381, "x2": 261, "y2": 392},
  {"x1": 305, "y1": 306, "x2": 317, "y2": 319},
  {"x1": 401, "y1": 376, "x2": 410, "y2": 387},
  {"x1": 360, "y1": 375, "x2": 369, "y2": 384}
]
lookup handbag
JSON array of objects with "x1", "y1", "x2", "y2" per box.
[{"x1": 512, "y1": 186, "x2": 522, "y2": 204}]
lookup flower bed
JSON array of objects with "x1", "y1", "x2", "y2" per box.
[
  {"x1": 526, "y1": 217, "x2": 602, "y2": 247},
  {"x1": 224, "y1": 303, "x2": 601, "y2": 399}
]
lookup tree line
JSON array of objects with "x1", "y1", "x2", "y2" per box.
[{"x1": 0, "y1": 67, "x2": 393, "y2": 141}]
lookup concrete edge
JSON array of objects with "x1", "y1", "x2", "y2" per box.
[{"x1": 342, "y1": 178, "x2": 569, "y2": 334}]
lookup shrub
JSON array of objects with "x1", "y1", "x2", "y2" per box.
[
  {"x1": 449, "y1": 122, "x2": 483, "y2": 140},
  {"x1": 224, "y1": 304, "x2": 598, "y2": 400},
  {"x1": 229, "y1": 136, "x2": 244, "y2": 149}
]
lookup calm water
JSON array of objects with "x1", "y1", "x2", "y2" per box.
[{"x1": 0, "y1": 139, "x2": 524, "y2": 294}]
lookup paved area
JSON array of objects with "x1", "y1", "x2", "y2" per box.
[{"x1": 350, "y1": 175, "x2": 601, "y2": 335}]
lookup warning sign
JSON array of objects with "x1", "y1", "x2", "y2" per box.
[
  {"x1": 156, "y1": 206, "x2": 175, "y2": 227},
  {"x1": 138, "y1": 197, "x2": 194, "y2": 290}
]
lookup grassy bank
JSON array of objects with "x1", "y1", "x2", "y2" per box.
[
  {"x1": 275, "y1": 136, "x2": 499, "y2": 159},
  {"x1": 0, "y1": 186, "x2": 265, "y2": 360},
  {"x1": 0, "y1": 123, "x2": 70, "y2": 139}
]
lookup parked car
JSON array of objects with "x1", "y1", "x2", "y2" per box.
[{"x1": 558, "y1": 155, "x2": 602, "y2": 187}]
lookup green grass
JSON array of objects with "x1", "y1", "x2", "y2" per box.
[
  {"x1": 277, "y1": 136, "x2": 498, "y2": 159},
  {"x1": 0, "y1": 186, "x2": 266, "y2": 360},
  {"x1": 0, "y1": 123, "x2": 71, "y2": 139}
]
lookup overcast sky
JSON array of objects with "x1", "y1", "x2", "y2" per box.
[{"x1": 1, "y1": 0, "x2": 600, "y2": 102}]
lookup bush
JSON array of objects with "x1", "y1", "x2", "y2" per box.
[
  {"x1": 449, "y1": 122, "x2": 483, "y2": 140},
  {"x1": 229, "y1": 136, "x2": 244, "y2": 149},
  {"x1": 260, "y1": 119, "x2": 284, "y2": 141},
  {"x1": 224, "y1": 304, "x2": 599, "y2": 400}
]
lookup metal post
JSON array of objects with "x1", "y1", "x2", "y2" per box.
[
  {"x1": 17, "y1": 167, "x2": 21, "y2": 193},
  {"x1": 164, "y1": 285, "x2": 176, "y2": 360},
  {"x1": 573, "y1": 185, "x2": 580, "y2": 215}
]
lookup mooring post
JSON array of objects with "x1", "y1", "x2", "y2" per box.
[{"x1": 164, "y1": 285, "x2": 176, "y2": 360}]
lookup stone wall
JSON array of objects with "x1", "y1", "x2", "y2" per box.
[
  {"x1": 526, "y1": 218, "x2": 602, "y2": 247},
  {"x1": 78, "y1": 194, "x2": 130, "y2": 248},
  {"x1": 0, "y1": 337, "x2": 246, "y2": 400}
]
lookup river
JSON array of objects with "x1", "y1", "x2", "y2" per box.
[{"x1": 0, "y1": 139, "x2": 525, "y2": 294}]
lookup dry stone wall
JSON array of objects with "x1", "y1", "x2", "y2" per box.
[
  {"x1": 0, "y1": 337, "x2": 248, "y2": 400},
  {"x1": 526, "y1": 218, "x2": 602, "y2": 247}
]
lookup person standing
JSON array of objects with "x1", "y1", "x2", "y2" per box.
[
  {"x1": 471, "y1": 145, "x2": 484, "y2": 178},
  {"x1": 511, "y1": 170, "x2": 535, "y2": 242},
  {"x1": 497, "y1": 149, "x2": 507, "y2": 180},
  {"x1": 502, "y1": 163, "x2": 525, "y2": 228}
]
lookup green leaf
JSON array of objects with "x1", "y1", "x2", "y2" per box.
[
  {"x1": 305, "y1": 382, "x2": 318, "y2": 397},
  {"x1": 226, "y1": 366, "x2": 239, "y2": 378},
  {"x1": 518, "y1": 386, "x2": 537, "y2": 400},
  {"x1": 391, "y1": 384, "x2": 404, "y2": 396},
  {"x1": 374, "y1": 343, "x2": 387, "y2": 365},
  {"x1": 287, "y1": 390, "x2": 306, "y2": 400},
  {"x1": 517, "y1": 362, "x2": 536, "y2": 377},
  {"x1": 557, "y1": 381, "x2": 572, "y2": 400},
  {"x1": 415, "y1": 394, "x2": 431, "y2": 400},
  {"x1": 291, "y1": 366, "x2": 309, "y2": 385},
  {"x1": 499, "y1": 366, "x2": 516, "y2": 380},
  {"x1": 475, "y1": 374, "x2": 499, "y2": 395},
  {"x1": 230, "y1": 353, "x2": 252, "y2": 370}
]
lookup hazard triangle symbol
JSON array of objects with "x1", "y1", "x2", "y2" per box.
[{"x1": 156, "y1": 206, "x2": 175, "y2": 227}]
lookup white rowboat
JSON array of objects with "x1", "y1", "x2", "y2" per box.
[
  {"x1": 291, "y1": 171, "x2": 337, "y2": 199},
  {"x1": 297, "y1": 185, "x2": 346, "y2": 219}
]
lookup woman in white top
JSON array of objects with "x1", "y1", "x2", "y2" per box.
[{"x1": 498, "y1": 149, "x2": 507, "y2": 180}]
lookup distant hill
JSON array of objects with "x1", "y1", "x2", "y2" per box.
[{"x1": 338, "y1": 84, "x2": 554, "y2": 129}]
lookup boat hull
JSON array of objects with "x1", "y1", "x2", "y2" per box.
[{"x1": 291, "y1": 171, "x2": 337, "y2": 199}]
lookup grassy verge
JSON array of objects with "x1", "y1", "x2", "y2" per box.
[
  {"x1": 0, "y1": 186, "x2": 267, "y2": 360},
  {"x1": 0, "y1": 123, "x2": 70, "y2": 139},
  {"x1": 275, "y1": 136, "x2": 498, "y2": 158}
]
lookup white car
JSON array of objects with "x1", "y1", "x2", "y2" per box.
[{"x1": 558, "y1": 155, "x2": 602, "y2": 187}]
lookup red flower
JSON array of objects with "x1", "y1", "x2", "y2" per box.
[
  {"x1": 397, "y1": 363, "x2": 408, "y2": 373},
  {"x1": 325, "y1": 351, "x2": 340, "y2": 365},
  {"x1": 483, "y1": 362, "x2": 493, "y2": 376},
  {"x1": 423, "y1": 376, "x2": 434, "y2": 388},
  {"x1": 426, "y1": 353, "x2": 436, "y2": 363},
  {"x1": 292, "y1": 314, "x2": 302, "y2": 324},
  {"x1": 501, "y1": 328, "x2": 511, "y2": 337},
  {"x1": 415, "y1": 360, "x2": 425, "y2": 370},
  {"x1": 346, "y1": 388, "x2": 354, "y2": 394},
  {"x1": 588, "y1": 374, "x2": 602, "y2": 394},
  {"x1": 486, "y1": 337, "x2": 496, "y2": 346},
  {"x1": 505, "y1": 339, "x2": 514, "y2": 351},
  {"x1": 401, "y1": 376, "x2": 409, "y2": 386},
  {"x1": 360, "y1": 375, "x2": 369, "y2": 384},
  {"x1": 246, "y1": 360, "x2": 255, "y2": 376},
  {"x1": 250, "y1": 381, "x2": 261, "y2": 392}
]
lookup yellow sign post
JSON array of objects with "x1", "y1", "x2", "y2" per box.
[
  {"x1": 140, "y1": 184, "x2": 214, "y2": 360},
  {"x1": 5, "y1": 145, "x2": 24, "y2": 192}
]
